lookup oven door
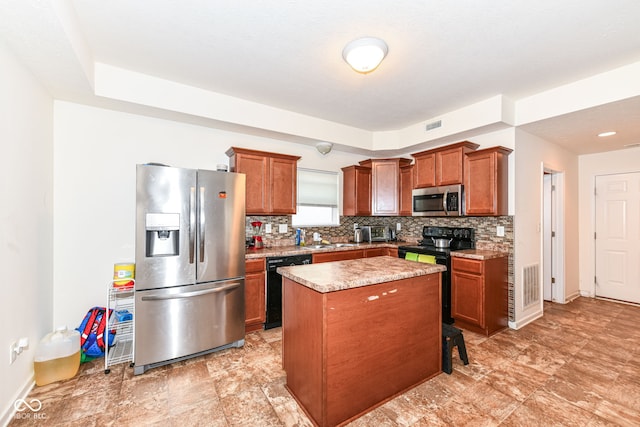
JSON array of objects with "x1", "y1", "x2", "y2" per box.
[{"x1": 398, "y1": 246, "x2": 454, "y2": 324}]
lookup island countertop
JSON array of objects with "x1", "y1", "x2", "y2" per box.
[{"x1": 277, "y1": 255, "x2": 445, "y2": 293}]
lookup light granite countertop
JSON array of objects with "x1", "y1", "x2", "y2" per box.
[
  {"x1": 245, "y1": 241, "x2": 406, "y2": 259},
  {"x1": 450, "y1": 249, "x2": 509, "y2": 260},
  {"x1": 277, "y1": 255, "x2": 445, "y2": 293}
]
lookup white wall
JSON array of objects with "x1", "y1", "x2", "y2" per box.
[
  {"x1": 52, "y1": 102, "x2": 369, "y2": 329},
  {"x1": 0, "y1": 43, "x2": 53, "y2": 423},
  {"x1": 512, "y1": 129, "x2": 579, "y2": 327},
  {"x1": 578, "y1": 147, "x2": 640, "y2": 297}
]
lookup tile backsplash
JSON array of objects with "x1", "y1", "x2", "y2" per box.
[{"x1": 246, "y1": 215, "x2": 515, "y2": 322}]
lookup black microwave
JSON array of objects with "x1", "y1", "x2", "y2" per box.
[{"x1": 412, "y1": 185, "x2": 464, "y2": 216}]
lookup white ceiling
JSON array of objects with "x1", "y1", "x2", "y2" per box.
[{"x1": 1, "y1": 0, "x2": 639, "y2": 155}]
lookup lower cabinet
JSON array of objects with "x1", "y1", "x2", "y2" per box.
[
  {"x1": 313, "y1": 250, "x2": 364, "y2": 264},
  {"x1": 313, "y1": 247, "x2": 396, "y2": 264},
  {"x1": 451, "y1": 255, "x2": 508, "y2": 336},
  {"x1": 245, "y1": 258, "x2": 266, "y2": 333},
  {"x1": 364, "y1": 247, "x2": 388, "y2": 257}
]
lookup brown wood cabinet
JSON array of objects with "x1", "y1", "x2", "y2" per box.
[
  {"x1": 244, "y1": 258, "x2": 266, "y2": 333},
  {"x1": 412, "y1": 141, "x2": 479, "y2": 188},
  {"x1": 313, "y1": 247, "x2": 395, "y2": 264},
  {"x1": 359, "y1": 158, "x2": 412, "y2": 216},
  {"x1": 399, "y1": 164, "x2": 414, "y2": 216},
  {"x1": 464, "y1": 146, "x2": 512, "y2": 216},
  {"x1": 341, "y1": 165, "x2": 371, "y2": 216},
  {"x1": 226, "y1": 147, "x2": 300, "y2": 215},
  {"x1": 364, "y1": 247, "x2": 388, "y2": 257},
  {"x1": 312, "y1": 249, "x2": 364, "y2": 264},
  {"x1": 283, "y1": 274, "x2": 441, "y2": 426},
  {"x1": 451, "y1": 255, "x2": 508, "y2": 336}
]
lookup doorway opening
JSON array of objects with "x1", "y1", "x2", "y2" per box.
[{"x1": 542, "y1": 168, "x2": 565, "y2": 304}]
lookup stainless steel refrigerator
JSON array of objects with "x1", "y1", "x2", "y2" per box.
[{"x1": 134, "y1": 164, "x2": 246, "y2": 375}]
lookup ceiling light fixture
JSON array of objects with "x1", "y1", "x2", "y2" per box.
[
  {"x1": 316, "y1": 142, "x2": 333, "y2": 155},
  {"x1": 342, "y1": 37, "x2": 388, "y2": 74},
  {"x1": 598, "y1": 131, "x2": 617, "y2": 137}
]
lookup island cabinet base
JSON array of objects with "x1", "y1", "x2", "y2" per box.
[{"x1": 282, "y1": 274, "x2": 442, "y2": 427}]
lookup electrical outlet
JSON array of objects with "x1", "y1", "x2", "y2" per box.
[
  {"x1": 354, "y1": 223, "x2": 359, "y2": 230},
  {"x1": 279, "y1": 224, "x2": 288, "y2": 233},
  {"x1": 497, "y1": 226, "x2": 505, "y2": 237},
  {"x1": 264, "y1": 224, "x2": 272, "y2": 233},
  {"x1": 9, "y1": 341, "x2": 17, "y2": 364},
  {"x1": 396, "y1": 222, "x2": 401, "y2": 231}
]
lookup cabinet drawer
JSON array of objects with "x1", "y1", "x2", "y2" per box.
[
  {"x1": 452, "y1": 257, "x2": 483, "y2": 275},
  {"x1": 245, "y1": 258, "x2": 266, "y2": 274},
  {"x1": 313, "y1": 250, "x2": 364, "y2": 264},
  {"x1": 364, "y1": 248, "x2": 387, "y2": 257}
]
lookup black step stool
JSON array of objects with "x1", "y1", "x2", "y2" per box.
[{"x1": 442, "y1": 324, "x2": 469, "y2": 374}]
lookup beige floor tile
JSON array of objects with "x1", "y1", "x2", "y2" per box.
[{"x1": 8, "y1": 297, "x2": 640, "y2": 427}]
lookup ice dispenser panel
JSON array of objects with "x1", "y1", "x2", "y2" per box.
[{"x1": 145, "y1": 213, "x2": 180, "y2": 257}]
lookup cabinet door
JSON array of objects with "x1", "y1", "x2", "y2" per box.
[
  {"x1": 464, "y1": 150, "x2": 497, "y2": 216},
  {"x1": 371, "y1": 160, "x2": 400, "y2": 216},
  {"x1": 342, "y1": 166, "x2": 371, "y2": 216},
  {"x1": 245, "y1": 272, "x2": 266, "y2": 330},
  {"x1": 436, "y1": 147, "x2": 464, "y2": 185},
  {"x1": 312, "y1": 250, "x2": 364, "y2": 264},
  {"x1": 355, "y1": 168, "x2": 372, "y2": 216},
  {"x1": 464, "y1": 146, "x2": 511, "y2": 216},
  {"x1": 236, "y1": 153, "x2": 269, "y2": 214},
  {"x1": 451, "y1": 269, "x2": 484, "y2": 328},
  {"x1": 270, "y1": 157, "x2": 297, "y2": 214},
  {"x1": 451, "y1": 258, "x2": 484, "y2": 327},
  {"x1": 245, "y1": 259, "x2": 266, "y2": 332},
  {"x1": 399, "y1": 165, "x2": 414, "y2": 216},
  {"x1": 413, "y1": 153, "x2": 436, "y2": 188}
]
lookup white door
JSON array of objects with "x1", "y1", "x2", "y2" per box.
[{"x1": 595, "y1": 172, "x2": 640, "y2": 303}]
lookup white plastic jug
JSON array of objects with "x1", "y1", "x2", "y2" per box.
[{"x1": 34, "y1": 327, "x2": 80, "y2": 386}]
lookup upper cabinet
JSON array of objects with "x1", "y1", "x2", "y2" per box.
[
  {"x1": 399, "y1": 164, "x2": 414, "y2": 216},
  {"x1": 226, "y1": 147, "x2": 300, "y2": 215},
  {"x1": 342, "y1": 165, "x2": 372, "y2": 216},
  {"x1": 412, "y1": 141, "x2": 479, "y2": 188},
  {"x1": 464, "y1": 146, "x2": 512, "y2": 216},
  {"x1": 359, "y1": 158, "x2": 412, "y2": 216}
]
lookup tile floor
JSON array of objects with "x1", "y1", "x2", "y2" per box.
[{"x1": 9, "y1": 297, "x2": 640, "y2": 426}]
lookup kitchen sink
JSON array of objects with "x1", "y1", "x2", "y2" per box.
[{"x1": 307, "y1": 243, "x2": 358, "y2": 249}]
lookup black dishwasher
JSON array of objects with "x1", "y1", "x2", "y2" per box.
[{"x1": 265, "y1": 254, "x2": 312, "y2": 329}]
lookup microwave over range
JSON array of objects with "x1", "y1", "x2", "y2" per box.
[{"x1": 412, "y1": 184, "x2": 464, "y2": 217}]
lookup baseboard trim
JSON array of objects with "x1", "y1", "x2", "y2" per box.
[
  {"x1": 1, "y1": 377, "x2": 35, "y2": 427},
  {"x1": 508, "y1": 309, "x2": 543, "y2": 330}
]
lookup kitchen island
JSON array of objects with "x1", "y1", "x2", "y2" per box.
[{"x1": 277, "y1": 256, "x2": 445, "y2": 427}]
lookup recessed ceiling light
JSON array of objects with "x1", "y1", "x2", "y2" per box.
[{"x1": 598, "y1": 131, "x2": 617, "y2": 137}]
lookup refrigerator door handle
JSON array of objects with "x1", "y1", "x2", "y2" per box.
[
  {"x1": 199, "y1": 186, "x2": 205, "y2": 262},
  {"x1": 189, "y1": 186, "x2": 196, "y2": 263},
  {"x1": 140, "y1": 281, "x2": 241, "y2": 301}
]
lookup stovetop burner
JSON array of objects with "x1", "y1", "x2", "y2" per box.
[{"x1": 416, "y1": 226, "x2": 475, "y2": 251}]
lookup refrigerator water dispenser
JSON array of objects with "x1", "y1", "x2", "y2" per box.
[{"x1": 145, "y1": 213, "x2": 180, "y2": 257}]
